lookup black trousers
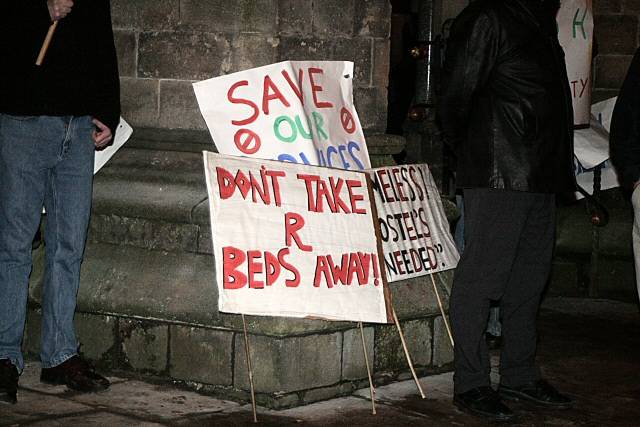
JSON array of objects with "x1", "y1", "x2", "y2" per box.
[{"x1": 450, "y1": 188, "x2": 555, "y2": 394}]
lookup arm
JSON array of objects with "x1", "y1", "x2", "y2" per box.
[
  {"x1": 610, "y1": 49, "x2": 640, "y2": 188},
  {"x1": 439, "y1": 7, "x2": 498, "y2": 152}
]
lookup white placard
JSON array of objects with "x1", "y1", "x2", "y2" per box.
[
  {"x1": 94, "y1": 117, "x2": 133, "y2": 174},
  {"x1": 203, "y1": 151, "x2": 390, "y2": 323},
  {"x1": 194, "y1": 60, "x2": 370, "y2": 171},
  {"x1": 557, "y1": 0, "x2": 594, "y2": 126},
  {"x1": 370, "y1": 164, "x2": 459, "y2": 282}
]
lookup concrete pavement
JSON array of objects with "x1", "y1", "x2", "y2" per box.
[{"x1": 1, "y1": 297, "x2": 639, "y2": 426}]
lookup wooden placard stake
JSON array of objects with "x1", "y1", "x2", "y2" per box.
[
  {"x1": 358, "y1": 322, "x2": 376, "y2": 415},
  {"x1": 391, "y1": 304, "x2": 425, "y2": 399},
  {"x1": 429, "y1": 273, "x2": 454, "y2": 348},
  {"x1": 241, "y1": 314, "x2": 258, "y2": 423},
  {"x1": 36, "y1": 21, "x2": 59, "y2": 66}
]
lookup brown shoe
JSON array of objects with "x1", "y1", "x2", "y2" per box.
[
  {"x1": 0, "y1": 359, "x2": 18, "y2": 404},
  {"x1": 40, "y1": 356, "x2": 110, "y2": 392}
]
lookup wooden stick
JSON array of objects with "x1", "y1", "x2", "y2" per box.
[
  {"x1": 429, "y1": 273, "x2": 454, "y2": 348},
  {"x1": 241, "y1": 314, "x2": 258, "y2": 423},
  {"x1": 36, "y1": 20, "x2": 59, "y2": 66},
  {"x1": 391, "y1": 305, "x2": 425, "y2": 399},
  {"x1": 358, "y1": 322, "x2": 376, "y2": 415}
]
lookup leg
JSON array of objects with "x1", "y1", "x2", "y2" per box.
[
  {"x1": 450, "y1": 189, "x2": 530, "y2": 394},
  {"x1": 40, "y1": 116, "x2": 95, "y2": 368},
  {"x1": 499, "y1": 194, "x2": 555, "y2": 387},
  {"x1": 0, "y1": 114, "x2": 56, "y2": 371}
]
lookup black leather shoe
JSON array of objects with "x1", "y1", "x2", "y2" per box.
[
  {"x1": 41, "y1": 355, "x2": 110, "y2": 392},
  {"x1": 0, "y1": 359, "x2": 18, "y2": 404},
  {"x1": 499, "y1": 379, "x2": 573, "y2": 409},
  {"x1": 454, "y1": 386, "x2": 515, "y2": 421}
]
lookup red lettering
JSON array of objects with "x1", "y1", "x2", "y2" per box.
[
  {"x1": 217, "y1": 167, "x2": 236, "y2": 200},
  {"x1": 222, "y1": 246, "x2": 247, "y2": 289},
  {"x1": 264, "y1": 251, "x2": 281, "y2": 286},
  {"x1": 234, "y1": 128, "x2": 261, "y2": 155},
  {"x1": 392, "y1": 168, "x2": 408, "y2": 201},
  {"x1": 262, "y1": 75, "x2": 290, "y2": 115},
  {"x1": 346, "y1": 179, "x2": 366, "y2": 214},
  {"x1": 247, "y1": 250, "x2": 264, "y2": 288},
  {"x1": 313, "y1": 255, "x2": 333, "y2": 288},
  {"x1": 308, "y1": 68, "x2": 334, "y2": 108},
  {"x1": 281, "y1": 69, "x2": 304, "y2": 104},
  {"x1": 278, "y1": 248, "x2": 300, "y2": 287},
  {"x1": 284, "y1": 212, "x2": 313, "y2": 252},
  {"x1": 377, "y1": 170, "x2": 395, "y2": 202},
  {"x1": 227, "y1": 80, "x2": 259, "y2": 126},
  {"x1": 328, "y1": 177, "x2": 351, "y2": 214}
]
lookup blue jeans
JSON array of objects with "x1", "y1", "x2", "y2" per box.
[{"x1": 0, "y1": 114, "x2": 95, "y2": 371}]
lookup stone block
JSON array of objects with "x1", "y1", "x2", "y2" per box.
[
  {"x1": 230, "y1": 34, "x2": 279, "y2": 72},
  {"x1": 278, "y1": 37, "x2": 332, "y2": 61},
  {"x1": 334, "y1": 38, "x2": 373, "y2": 87},
  {"x1": 625, "y1": 0, "x2": 640, "y2": 12},
  {"x1": 114, "y1": 31, "x2": 137, "y2": 78},
  {"x1": 373, "y1": 38, "x2": 390, "y2": 91},
  {"x1": 592, "y1": 88, "x2": 620, "y2": 103},
  {"x1": 278, "y1": 0, "x2": 313, "y2": 35},
  {"x1": 313, "y1": 0, "x2": 355, "y2": 37},
  {"x1": 595, "y1": 54, "x2": 634, "y2": 89},
  {"x1": 197, "y1": 225, "x2": 213, "y2": 255},
  {"x1": 301, "y1": 382, "x2": 357, "y2": 404},
  {"x1": 373, "y1": 323, "x2": 404, "y2": 371},
  {"x1": 75, "y1": 243, "x2": 220, "y2": 326},
  {"x1": 111, "y1": 0, "x2": 180, "y2": 31},
  {"x1": 159, "y1": 80, "x2": 208, "y2": 130},
  {"x1": 88, "y1": 215, "x2": 200, "y2": 253},
  {"x1": 120, "y1": 78, "x2": 160, "y2": 128},
  {"x1": 75, "y1": 313, "x2": 117, "y2": 362},
  {"x1": 121, "y1": 321, "x2": 168, "y2": 372},
  {"x1": 594, "y1": 14, "x2": 639, "y2": 55},
  {"x1": 388, "y1": 273, "x2": 449, "y2": 319},
  {"x1": 432, "y1": 316, "x2": 454, "y2": 367},
  {"x1": 170, "y1": 326, "x2": 234, "y2": 385},
  {"x1": 401, "y1": 319, "x2": 433, "y2": 367},
  {"x1": 138, "y1": 32, "x2": 230, "y2": 80},
  {"x1": 594, "y1": 0, "x2": 622, "y2": 14},
  {"x1": 234, "y1": 332, "x2": 342, "y2": 393},
  {"x1": 180, "y1": 0, "x2": 278, "y2": 34},
  {"x1": 548, "y1": 259, "x2": 584, "y2": 297},
  {"x1": 354, "y1": 87, "x2": 386, "y2": 132},
  {"x1": 342, "y1": 327, "x2": 374, "y2": 380},
  {"x1": 354, "y1": 0, "x2": 391, "y2": 37}
]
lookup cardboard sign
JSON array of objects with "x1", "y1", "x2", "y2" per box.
[
  {"x1": 370, "y1": 164, "x2": 459, "y2": 282},
  {"x1": 557, "y1": 0, "x2": 594, "y2": 126},
  {"x1": 94, "y1": 117, "x2": 133, "y2": 174},
  {"x1": 194, "y1": 61, "x2": 371, "y2": 171},
  {"x1": 203, "y1": 151, "x2": 391, "y2": 323}
]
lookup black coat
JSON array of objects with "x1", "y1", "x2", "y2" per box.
[
  {"x1": 0, "y1": 1, "x2": 120, "y2": 135},
  {"x1": 610, "y1": 48, "x2": 640, "y2": 189},
  {"x1": 439, "y1": 0, "x2": 575, "y2": 193}
]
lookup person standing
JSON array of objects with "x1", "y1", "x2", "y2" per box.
[
  {"x1": 0, "y1": 0, "x2": 120, "y2": 404},
  {"x1": 440, "y1": 0, "x2": 574, "y2": 420},
  {"x1": 610, "y1": 47, "x2": 640, "y2": 301}
]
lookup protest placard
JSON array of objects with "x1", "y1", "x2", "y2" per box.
[
  {"x1": 370, "y1": 164, "x2": 459, "y2": 282},
  {"x1": 557, "y1": 0, "x2": 594, "y2": 127},
  {"x1": 203, "y1": 151, "x2": 391, "y2": 324},
  {"x1": 194, "y1": 60, "x2": 370, "y2": 170}
]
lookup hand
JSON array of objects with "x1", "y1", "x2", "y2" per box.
[
  {"x1": 92, "y1": 119, "x2": 113, "y2": 149},
  {"x1": 47, "y1": 0, "x2": 74, "y2": 21}
]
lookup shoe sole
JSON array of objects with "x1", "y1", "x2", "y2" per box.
[
  {"x1": 499, "y1": 389, "x2": 573, "y2": 409},
  {"x1": 453, "y1": 399, "x2": 515, "y2": 422}
]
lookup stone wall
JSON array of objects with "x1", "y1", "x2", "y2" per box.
[
  {"x1": 593, "y1": 0, "x2": 640, "y2": 101},
  {"x1": 111, "y1": 0, "x2": 391, "y2": 135}
]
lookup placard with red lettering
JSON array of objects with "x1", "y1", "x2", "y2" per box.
[
  {"x1": 371, "y1": 164, "x2": 459, "y2": 282},
  {"x1": 557, "y1": 0, "x2": 593, "y2": 126},
  {"x1": 203, "y1": 151, "x2": 391, "y2": 323},
  {"x1": 194, "y1": 61, "x2": 370, "y2": 171}
]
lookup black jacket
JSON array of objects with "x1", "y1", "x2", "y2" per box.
[
  {"x1": 0, "y1": 1, "x2": 120, "y2": 135},
  {"x1": 610, "y1": 48, "x2": 640, "y2": 188},
  {"x1": 439, "y1": 0, "x2": 575, "y2": 193}
]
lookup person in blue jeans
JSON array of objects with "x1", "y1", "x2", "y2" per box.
[{"x1": 0, "y1": 0, "x2": 120, "y2": 404}]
